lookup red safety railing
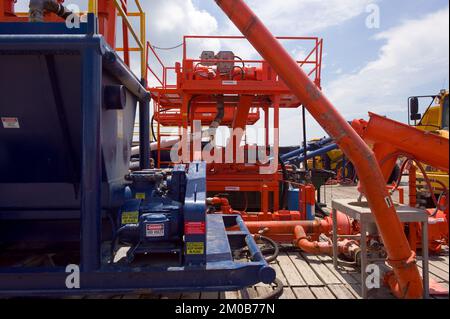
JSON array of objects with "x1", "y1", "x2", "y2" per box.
[
  {"x1": 183, "y1": 35, "x2": 322, "y2": 88},
  {"x1": 146, "y1": 41, "x2": 166, "y2": 87},
  {"x1": 146, "y1": 35, "x2": 323, "y2": 89}
]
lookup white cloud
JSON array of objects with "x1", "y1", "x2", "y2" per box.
[
  {"x1": 11, "y1": 1, "x2": 218, "y2": 83},
  {"x1": 11, "y1": 1, "x2": 448, "y2": 147},
  {"x1": 325, "y1": 6, "x2": 450, "y2": 119},
  {"x1": 209, "y1": 0, "x2": 377, "y2": 63},
  {"x1": 226, "y1": 0, "x2": 377, "y2": 35},
  {"x1": 145, "y1": 0, "x2": 217, "y2": 35}
]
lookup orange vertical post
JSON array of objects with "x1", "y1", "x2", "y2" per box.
[
  {"x1": 264, "y1": 106, "x2": 269, "y2": 147},
  {"x1": 2, "y1": 0, "x2": 15, "y2": 18},
  {"x1": 261, "y1": 184, "x2": 269, "y2": 215},
  {"x1": 214, "y1": 0, "x2": 423, "y2": 298},
  {"x1": 229, "y1": 95, "x2": 253, "y2": 162},
  {"x1": 121, "y1": 0, "x2": 130, "y2": 66},
  {"x1": 98, "y1": 0, "x2": 117, "y2": 49}
]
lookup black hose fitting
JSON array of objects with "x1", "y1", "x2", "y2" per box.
[{"x1": 29, "y1": 0, "x2": 73, "y2": 22}]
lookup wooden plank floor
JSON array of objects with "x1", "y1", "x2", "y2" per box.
[
  {"x1": 130, "y1": 252, "x2": 447, "y2": 300},
  {"x1": 85, "y1": 182, "x2": 449, "y2": 300},
  {"x1": 150, "y1": 182, "x2": 449, "y2": 300}
]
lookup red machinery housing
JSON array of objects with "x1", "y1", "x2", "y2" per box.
[{"x1": 147, "y1": 35, "x2": 323, "y2": 215}]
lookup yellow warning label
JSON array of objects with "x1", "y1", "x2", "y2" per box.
[
  {"x1": 135, "y1": 193, "x2": 146, "y2": 200},
  {"x1": 121, "y1": 211, "x2": 139, "y2": 225},
  {"x1": 186, "y1": 242, "x2": 205, "y2": 255}
]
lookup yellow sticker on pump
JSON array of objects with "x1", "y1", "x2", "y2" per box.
[
  {"x1": 121, "y1": 211, "x2": 139, "y2": 225},
  {"x1": 135, "y1": 193, "x2": 146, "y2": 200},
  {"x1": 186, "y1": 242, "x2": 205, "y2": 255}
]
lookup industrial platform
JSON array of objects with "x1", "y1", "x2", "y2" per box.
[
  {"x1": 73, "y1": 183, "x2": 449, "y2": 300},
  {"x1": 1, "y1": 1, "x2": 447, "y2": 301}
]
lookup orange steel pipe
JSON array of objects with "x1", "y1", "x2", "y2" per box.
[
  {"x1": 293, "y1": 225, "x2": 361, "y2": 258},
  {"x1": 244, "y1": 213, "x2": 353, "y2": 239},
  {"x1": 246, "y1": 220, "x2": 331, "y2": 237},
  {"x1": 352, "y1": 113, "x2": 450, "y2": 181},
  {"x1": 207, "y1": 197, "x2": 233, "y2": 214},
  {"x1": 293, "y1": 225, "x2": 333, "y2": 255},
  {"x1": 214, "y1": 0, "x2": 423, "y2": 298}
]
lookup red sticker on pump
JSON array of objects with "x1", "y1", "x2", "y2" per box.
[
  {"x1": 185, "y1": 222, "x2": 206, "y2": 235},
  {"x1": 146, "y1": 224, "x2": 164, "y2": 237}
]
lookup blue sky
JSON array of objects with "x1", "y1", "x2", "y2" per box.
[
  {"x1": 14, "y1": 0, "x2": 450, "y2": 145},
  {"x1": 146, "y1": 0, "x2": 449, "y2": 145}
]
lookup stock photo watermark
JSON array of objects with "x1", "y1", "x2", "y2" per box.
[
  {"x1": 366, "y1": 3, "x2": 381, "y2": 29},
  {"x1": 65, "y1": 264, "x2": 80, "y2": 289},
  {"x1": 169, "y1": 120, "x2": 279, "y2": 174},
  {"x1": 366, "y1": 264, "x2": 381, "y2": 289},
  {"x1": 62, "y1": 263, "x2": 382, "y2": 292},
  {"x1": 65, "y1": 4, "x2": 81, "y2": 29}
]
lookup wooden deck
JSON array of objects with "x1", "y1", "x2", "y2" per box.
[
  {"x1": 48, "y1": 181, "x2": 446, "y2": 300},
  {"x1": 96, "y1": 183, "x2": 449, "y2": 300},
  {"x1": 105, "y1": 250, "x2": 446, "y2": 300}
]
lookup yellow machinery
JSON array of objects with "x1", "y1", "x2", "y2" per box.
[
  {"x1": 307, "y1": 142, "x2": 355, "y2": 182},
  {"x1": 308, "y1": 90, "x2": 448, "y2": 189},
  {"x1": 409, "y1": 89, "x2": 449, "y2": 206}
]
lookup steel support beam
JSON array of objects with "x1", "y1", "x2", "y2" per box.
[{"x1": 80, "y1": 42, "x2": 103, "y2": 272}]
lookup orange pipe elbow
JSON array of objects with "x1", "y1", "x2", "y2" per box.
[
  {"x1": 293, "y1": 225, "x2": 333, "y2": 255},
  {"x1": 293, "y1": 225, "x2": 361, "y2": 260},
  {"x1": 207, "y1": 197, "x2": 238, "y2": 214}
]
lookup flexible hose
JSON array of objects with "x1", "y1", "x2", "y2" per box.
[
  {"x1": 413, "y1": 160, "x2": 441, "y2": 209},
  {"x1": 231, "y1": 66, "x2": 245, "y2": 80},
  {"x1": 279, "y1": 155, "x2": 288, "y2": 210},
  {"x1": 242, "y1": 192, "x2": 248, "y2": 213},
  {"x1": 380, "y1": 152, "x2": 449, "y2": 211},
  {"x1": 29, "y1": 0, "x2": 73, "y2": 22},
  {"x1": 254, "y1": 278, "x2": 284, "y2": 300},
  {"x1": 150, "y1": 114, "x2": 157, "y2": 143},
  {"x1": 315, "y1": 202, "x2": 329, "y2": 218},
  {"x1": 233, "y1": 55, "x2": 246, "y2": 69},
  {"x1": 431, "y1": 191, "x2": 449, "y2": 217},
  {"x1": 390, "y1": 158, "x2": 410, "y2": 193},
  {"x1": 256, "y1": 235, "x2": 280, "y2": 263},
  {"x1": 186, "y1": 95, "x2": 200, "y2": 123},
  {"x1": 210, "y1": 95, "x2": 225, "y2": 131},
  {"x1": 110, "y1": 224, "x2": 138, "y2": 262}
]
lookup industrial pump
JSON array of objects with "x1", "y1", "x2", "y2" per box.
[{"x1": 113, "y1": 168, "x2": 187, "y2": 263}]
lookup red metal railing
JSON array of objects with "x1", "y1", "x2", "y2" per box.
[
  {"x1": 146, "y1": 41, "x2": 166, "y2": 87},
  {"x1": 146, "y1": 35, "x2": 323, "y2": 89}
]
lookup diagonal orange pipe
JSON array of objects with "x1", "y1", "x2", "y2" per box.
[{"x1": 214, "y1": 0, "x2": 423, "y2": 298}]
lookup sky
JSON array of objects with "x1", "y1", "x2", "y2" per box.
[{"x1": 14, "y1": 0, "x2": 450, "y2": 146}]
